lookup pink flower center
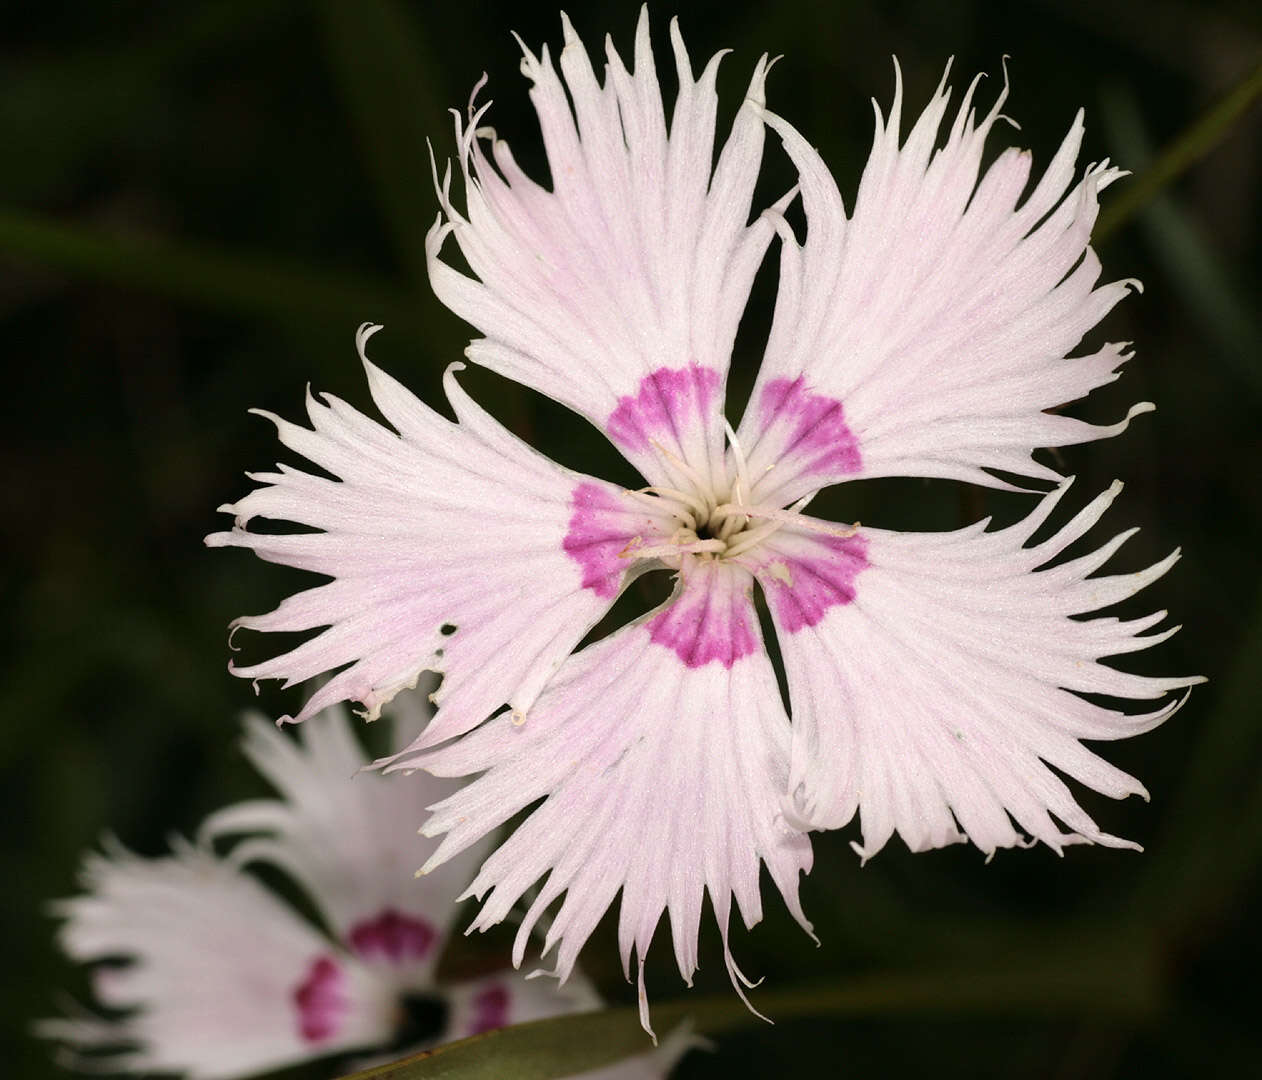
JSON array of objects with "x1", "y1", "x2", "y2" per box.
[
  {"x1": 646, "y1": 570, "x2": 759, "y2": 668},
  {"x1": 562, "y1": 483, "x2": 636, "y2": 600},
  {"x1": 468, "y1": 983, "x2": 511, "y2": 1034},
  {"x1": 348, "y1": 908, "x2": 437, "y2": 964},
  {"x1": 758, "y1": 376, "x2": 861, "y2": 477},
  {"x1": 563, "y1": 364, "x2": 870, "y2": 663},
  {"x1": 293, "y1": 955, "x2": 347, "y2": 1043},
  {"x1": 606, "y1": 365, "x2": 720, "y2": 452},
  {"x1": 759, "y1": 533, "x2": 870, "y2": 632}
]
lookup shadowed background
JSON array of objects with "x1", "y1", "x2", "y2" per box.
[{"x1": 2, "y1": 1, "x2": 1259, "y2": 1077}]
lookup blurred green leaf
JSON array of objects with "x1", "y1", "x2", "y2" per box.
[
  {"x1": 0, "y1": 206, "x2": 424, "y2": 331},
  {"x1": 319, "y1": 0, "x2": 448, "y2": 287},
  {"x1": 1096, "y1": 59, "x2": 1262, "y2": 241},
  {"x1": 341, "y1": 950, "x2": 1162, "y2": 1080},
  {"x1": 1100, "y1": 83, "x2": 1261, "y2": 390}
]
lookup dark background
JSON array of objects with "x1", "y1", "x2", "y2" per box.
[{"x1": 2, "y1": 1, "x2": 1259, "y2": 1077}]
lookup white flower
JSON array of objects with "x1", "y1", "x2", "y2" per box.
[
  {"x1": 206, "y1": 10, "x2": 1201, "y2": 1036},
  {"x1": 40, "y1": 696, "x2": 689, "y2": 1078}
]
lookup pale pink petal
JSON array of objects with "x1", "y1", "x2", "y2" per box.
[
  {"x1": 200, "y1": 695, "x2": 490, "y2": 987},
  {"x1": 740, "y1": 62, "x2": 1150, "y2": 506},
  {"x1": 397, "y1": 560, "x2": 813, "y2": 1037},
  {"x1": 38, "y1": 839, "x2": 393, "y2": 1079},
  {"x1": 748, "y1": 480, "x2": 1202, "y2": 856},
  {"x1": 427, "y1": 11, "x2": 777, "y2": 489},
  {"x1": 443, "y1": 970, "x2": 600, "y2": 1039},
  {"x1": 206, "y1": 325, "x2": 664, "y2": 744}
]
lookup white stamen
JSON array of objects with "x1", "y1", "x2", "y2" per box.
[
  {"x1": 715, "y1": 503, "x2": 860, "y2": 539},
  {"x1": 649, "y1": 439, "x2": 715, "y2": 509},
  {"x1": 723, "y1": 518, "x2": 788, "y2": 558},
  {"x1": 619, "y1": 436, "x2": 856, "y2": 568},
  {"x1": 723, "y1": 418, "x2": 752, "y2": 505},
  {"x1": 624, "y1": 485, "x2": 708, "y2": 526},
  {"x1": 630, "y1": 538, "x2": 727, "y2": 560}
]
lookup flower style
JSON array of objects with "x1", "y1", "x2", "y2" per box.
[
  {"x1": 40, "y1": 695, "x2": 691, "y2": 1078},
  {"x1": 207, "y1": 10, "x2": 1201, "y2": 1035}
]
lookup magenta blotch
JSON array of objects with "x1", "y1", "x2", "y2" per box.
[
  {"x1": 606, "y1": 365, "x2": 720, "y2": 451},
  {"x1": 648, "y1": 575, "x2": 758, "y2": 668},
  {"x1": 562, "y1": 483, "x2": 639, "y2": 599},
  {"x1": 760, "y1": 533, "x2": 870, "y2": 633},
  {"x1": 759, "y1": 376, "x2": 861, "y2": 476},
  {"x1": 292, "y1": 955, "x2": 347, "y2": 1043},
  {"x1": 348, "y1": 908, "x2": 437, "y2": 965},
  {"x1": 468, "y1": 983, "x2": 510, "y2": 1034}
]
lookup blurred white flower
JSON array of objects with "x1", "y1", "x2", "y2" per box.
[{"x1": 40, "y1": 695, "x2": 692, "y2": 1078}]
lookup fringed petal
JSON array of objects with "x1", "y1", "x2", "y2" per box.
[
  {"x1": 206, "y1": 325, "x2": 654, "y2": 743},
  {"x1": 740, "y1": 62, "x2": 1148, "y2": 505},
  {"x1": 752, "y1": 480, "x2": 1202, "y2": 856},
  {"x1": 399, "y1": 560, "x2": 813, "y2": 1037},
  {"x1": 427, "y1": 10, "x2": 778, "y2": 490},
  {"x1": 38, "y1": 839, "x2": 393, "y2": 1079},
  {"x1": 200, "y1": 696, "x2": 490, "y2": 986}
]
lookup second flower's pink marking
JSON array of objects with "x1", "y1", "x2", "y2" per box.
[
  {"x1": 648, "y1": 574, "x2": 758, "y2": 668},
  {"x1": 293, "y1": 955, "x2": 347, "y2": 1043},
  {"x1": 563, "y1": 483, "x2": 641, "y2": 599},
  {"x1": 760, "y1": 533, "x2": 870, "y2": 633},
  {"x1": 606, "y1": 365, "x2": 720, "y2": 452},
  {"x1": 468, "y1": 983, "x2": 511, "y2": 1034},
  {"x1": 760, "y1": 377, "x2": 861, "y2": 476},
  {"x1": 348, "y1": 908, "x2": 437, "y2": 964}
]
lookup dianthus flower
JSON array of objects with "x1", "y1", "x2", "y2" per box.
[
  {"x1": 40, "y1": 695, "x2": 691, "y2": 1077},
  {"x1": 207, "y1": 10, "x2": 1200, "y2": 1036}
]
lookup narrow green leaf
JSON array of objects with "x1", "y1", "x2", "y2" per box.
[
  {"x1": 1099, "y1": 85, "x2": 1260, "y2": 392},
  {"x1": 319, "y1": 0, "x2": 448, "y2": 286},
  {"x1": 0, "y1": 206, "x2": 424, "y2": 332},
  {"x1": 1096, "y1": 59, "x2": 1262, "y2": 241},
  {"x1": 341, "y1": 949, "x2": 1161, "y2": 1080}
]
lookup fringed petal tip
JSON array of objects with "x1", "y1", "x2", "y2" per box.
[
  {"x1": 845, "y1": 816, "x2": 1149, "y2": 864},
  {"x1": 422, "y1": 7, "x2": 778, "y2": 483},
  {"x1": 636, "y1": 958, "x2": 657, "y2": 1045},
  {"x1": 206, "y1": 321, "x2": 628, "y2": 745},
  {"x1": 745, "y1": 56, "x2": 1151, "y2": 497},
  {"x1": 408, "y1": 564, "x2": 814, "y2": 1039},
  {"x1": 354, "y1": 321, "x2": 383, "y2": 361},
  {"x1": 764, "y1": 482, "x2": 1198, "y2": 864}
]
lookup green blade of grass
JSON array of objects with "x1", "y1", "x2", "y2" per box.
[
  {"x1": 1096, "y1": 59, "x2": 1262, "y2": 241},
  {"x1": 0, "y1": 206, "x2": 424, "y2": 332},
  {"x1": 341, "y1": 944, "x2": 1162, "y2": 1080},
  {"x1": 1100, "y1": 83, "x2": 1260, "y2": 395}
]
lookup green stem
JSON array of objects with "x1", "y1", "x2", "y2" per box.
[
  {"x1": 1096, "y1": 59, "x2": 1262, "y2": 240},
  {"x1": 343, "y1": 947, "x2": 1162, "y2": 1080}
]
